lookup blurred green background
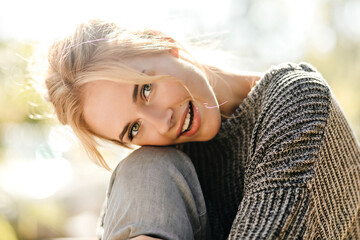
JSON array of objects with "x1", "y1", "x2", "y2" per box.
[{"x1": 1, "y1": 0, "x2": 360, "y2": 239}]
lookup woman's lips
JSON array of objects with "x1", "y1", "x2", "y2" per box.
[{"x1": 179, "y1": 101, "x2": 200, "y2": 138}]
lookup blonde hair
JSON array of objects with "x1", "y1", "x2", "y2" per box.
[{"x1": 45, "y1": 19, "x2": 204, "y2": 171}]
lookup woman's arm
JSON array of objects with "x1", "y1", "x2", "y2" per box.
[{"x1": 229, "y1": 63, "x2": 331, "y2": 238}]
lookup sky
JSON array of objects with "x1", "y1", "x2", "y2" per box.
[{"x1": 0, "y1": 0, "x2": 232, "y2": 41}]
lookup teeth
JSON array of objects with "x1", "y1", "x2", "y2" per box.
[{"x1": 181, "y1": 108, "x2": 191, "y2": 133}]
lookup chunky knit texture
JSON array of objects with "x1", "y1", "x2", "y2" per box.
[{"x1": 177, "y1": 62, "x2": 360, "y2": 239}]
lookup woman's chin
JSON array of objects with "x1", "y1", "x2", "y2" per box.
[{"x1": 198, "y1": 122, "x2": 221, "y2": 142}]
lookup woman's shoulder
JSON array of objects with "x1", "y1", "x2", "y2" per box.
[
  {"x1": 257, "y1": 62, "x2": 331, "y2": 108},
  {"x1": 219, "y1": 62, "x2": 332, "y2": 137},
  {"x1": 245, "y1": 63, "x2": 333, "y2": 182},
  {"x1": 262, "y1": 62, "x2": 322, "y2": 78},
  {"x1": 247, "y1": 62, "x2": 332, "y2": 155}
]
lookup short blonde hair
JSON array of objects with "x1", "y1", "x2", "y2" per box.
[{"x1": 45, "y1": 19, "x2": 199, "y2": 170}]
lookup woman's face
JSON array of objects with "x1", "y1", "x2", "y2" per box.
[{"x1": 82, "y1": 52, "x2": 221, "y2": 146}]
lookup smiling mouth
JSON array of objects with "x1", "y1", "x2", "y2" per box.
[{"x1": 181, "y1": 101, "x2": 194, "y2": 134}]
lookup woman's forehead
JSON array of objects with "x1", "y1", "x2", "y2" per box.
[
  {"x1": 83, "y1": 80, "x2": 133, "y2": 107},
  {"x1": 123, "y1": 53, "x2": 170, "y2": 71}
]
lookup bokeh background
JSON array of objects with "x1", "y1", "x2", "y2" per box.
[{"x1": 1, "y1": 0, "x2": 360, "y2": 239}]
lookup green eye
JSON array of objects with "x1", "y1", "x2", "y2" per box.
[
  {"x1": 142, "y1": 84, "x2": 152, "y2": 99},
  {"x1": 129, "y1": 122, "x2": 140, "y2": 140}
]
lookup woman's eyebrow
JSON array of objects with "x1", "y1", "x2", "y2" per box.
[
  {"x1": 133, "y1": 84, "x2": 139, "y2": 102},
  {"x1": 119, "y1": 122, "x2": 130, "y2": 141},
  {"x1": 119, "y1": 84, "x2": 139, "y2": 142}
]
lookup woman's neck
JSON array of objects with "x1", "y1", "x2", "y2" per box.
[{"x1": 204, "y1": 65, "x2": 262, "y2": 119}]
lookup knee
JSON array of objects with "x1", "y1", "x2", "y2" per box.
[
  {"x1": 102, "y1": 146, "x2": 207, "y2": 240},
  {"x1": 113, "y1": 146, "x2": 193, "y2": 185},
  {"x1": 106, "y1": 147, "x2": 194, "y2": 201}
]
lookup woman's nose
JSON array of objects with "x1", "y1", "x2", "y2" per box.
[{"x1": 139, "y1": 107, "x2": 173, "y2": 135}]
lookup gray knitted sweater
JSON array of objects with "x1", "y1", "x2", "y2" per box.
[{"x1": 177, "y1": 63, "x2": 360, "y2": 239}]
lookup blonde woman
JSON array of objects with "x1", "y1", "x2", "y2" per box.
[{"x1": 45, "y1": 20, "x2": 360, "y2": 239}]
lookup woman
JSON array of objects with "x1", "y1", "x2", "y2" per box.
[{"x1": 45, "y1": 20, "x2": 360, "y2": 239}]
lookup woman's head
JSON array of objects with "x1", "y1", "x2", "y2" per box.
[{"x1": 45, "y1": 19, "x2": 221, "y2": 169}]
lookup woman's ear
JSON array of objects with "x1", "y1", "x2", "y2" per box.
[
  {"x1": 164, "y1": 36, "x2": 179, "y2": 58},
  {"x1": 169, "y1": 48, "x2": 179, "y2": 58}
]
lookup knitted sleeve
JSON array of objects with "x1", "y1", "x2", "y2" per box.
[{"x1": 228, "y1": 63, "x2": 331, "y2": 239}]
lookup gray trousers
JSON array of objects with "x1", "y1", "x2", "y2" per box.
[{"x1": 99, "y1": 146, "x2": 209, "y2": 240}]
